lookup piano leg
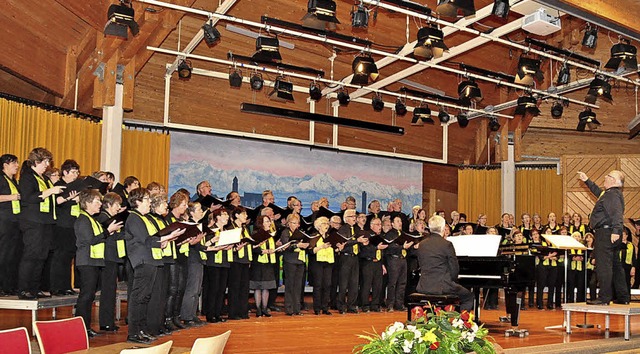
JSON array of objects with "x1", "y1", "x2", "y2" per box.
[
  {"x1": 472, "y1": 287, "x2": 481, "y2": 323},
  {"x1": 504, "y1": 288, "x2": 529, "y2": 338}
]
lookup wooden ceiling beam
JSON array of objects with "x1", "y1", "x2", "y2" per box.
[
  {"x1": 474, "y1": 119, "x2": 488, "y2": 165},
  {"x1": 53, "y1": 0, "x2": 109, "y2": 31},
  {"x1": 558, "y1": 0, "x2": 640, "y2": 34}
]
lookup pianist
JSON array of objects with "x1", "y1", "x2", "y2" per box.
[{"x1": 415, "y1": 215, "x2": 474, "y2": 311}]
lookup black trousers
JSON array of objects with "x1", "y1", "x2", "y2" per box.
[
  {"x1": 536, "y1": 264, "x2": 557, "y2": 308},
  {"x1": 359, "y1": 260, "x2": 382, "y2": 310},
  {"x1": 76, "y1": 266, "x2": 101, "y2": 330},
  {"x1": 554, "y1": 262, "x2": 565, "y2": 306},
  {"x1": 337, "y1": 255, "x2": 359, "y2": 311},
  {"x1": 228, "y1": 262, "x2": 250, "y2": 319},
  {"x1": 18, "y1": 220, "x2": 53, "y2": 294},
  {"x1": 310, "y1": 261, "x2": 332, "y2": 312},
  {"x1": 594, "y1": 228, "x2": 629, "y2": 302},
  {"x1": 329, "y1": 255, "x2": 340, "y2": 308},
  {"x1": 165, "y1": 262, "x2": 187, "y2": 319},
  {"x1": 205, "y1": 266, "x2": 229, "y2": 319},
  {"x1": 147, "y1": 265, "x2": 167, "y2": 335},
  {"x1": 386, "y1": 256, "x2": 407, "y2": 309},
  {"x1": 128, "y1": 264, "x2": 157, "y2": 336},
  {"x1": 0, "y1": 219, "x2": 21, "y2": 292},
  {"x1": 99, "y1": 260, "x2": 119, "y2": 327},
  {"x1": 50, "y1": 226, "x2": 76, "y2": 292},
  {"x1": 284, "y1": 262, "x2": 305, "y2": 314},
  {"x1": 566, "y1": 268, "x2": 586, "y2": 303}
]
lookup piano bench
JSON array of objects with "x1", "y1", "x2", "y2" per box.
[{"x1": 406, "y1": 293, "x2": 460, "y2": 322}]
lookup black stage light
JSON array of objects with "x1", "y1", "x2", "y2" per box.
[
  {"x1": 585, "y1": 75, "x2": 613, "y2": 104},
  {"x1": 412, "y1": 105, "x2": 434, "y2": 125},
  {"x1": 414, "y1": 25, "x2": 448, "y2": 60},
  {"x1": 177, "y1": 60, "x2": 192, "y2": 79},
  {"x1": 351, "y1": 4, "x2": 369, "y2": 28},
  {"x1": 457, "y1": 112, "x2": 469, "y2": 128},
  {"x1": 202, "y1": 21, "x2": 221, "y2": 46},
  {"x1": 351, "y1": 54, "x2": 379, "y2": 85},
  {"x1": 550, "y1": 101, "x2": 564, "y2": 118},
  {"x1": 491, "y1": 0, "x2": 510, "y2": 19},
  {"x1": 438, "y1": 107, "x2": 450, "y2": 123},
  {"x1": 515, "y1": 56, "x2": 543, "y2": 86},
  {"x1": 577, "y1": 108, "x2": 601, "y2": 131},
  {"x1": 104, "y1": 2, "x2": 139, "y2": 39},
  {"x1": 337, "y1": 88, "x2": 350, "y2": 106},
  {"x1": 269, "y1": 77, "x2": 295, "y2": 102},
  {"x1": 556, "y1": 63, "x2": 570, "y2": 86},
  {"x1": 250, "y1": 72, "x2": 264, "y2": 91},
  {"x1": 252, "y1": 36, "x2": 282, "y2": 62},
  {"x1": 395, "y1": 98, "x2": 407, "y2": 116},
  {"x1": 458, "y1": 79, "x2": 482, "y2": 106},
  {"x1": 582, "y1": 25, "x2": 598, "y2": 49},
  {"x1": 371, "y1": 94, "x2": 384, "y2": 111},
  {"x1": 488, "y1": 116, "x2": 501, "y2": 131},
  {"x1": 309, "y1": 82, "x2": 322, "y2": 101},
  {"x1": 514, "y1": 95, "x2": 541, "y2": 116},
  {"x1": 229, "y1": 69, "x2": 243, "y2": 88},
  {"x1": 604, "y1": 39, "x2": 638, "y2": 72},
  {"x1": 436, "y1": 0, "x2": 476, "y2": 18},
  {"x1": 302, "y1": 0, "x2": 340, "y2": 31}
]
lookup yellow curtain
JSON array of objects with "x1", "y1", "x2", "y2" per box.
[
  {"x1": 121, "y1": 127, "x2": 171, "y2": 188},
  {"x1": 515, "y1": 168, "x2": 563, "y2": 223},
  {"x1": 457, "y1": 169, "x2": 502, "y2": 225},
  {"x1": 0, "y1": 98, "x2": 102, "y2": 175}
]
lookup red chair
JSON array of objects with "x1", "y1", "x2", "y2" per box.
[
  {"x1": 0, "y1": 327, "x2": 31, "y2": 354},
  {"x1": 33, "y1": 317, "x2": 89, "y2": 354}
]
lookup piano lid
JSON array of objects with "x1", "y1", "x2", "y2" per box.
[{"x1": 447, "y1": 234, "x2": 501, "y2": 257}]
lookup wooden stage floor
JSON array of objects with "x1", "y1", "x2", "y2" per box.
[{"x1": 4, "y1": 297, "x2": 640, "y2": 353}]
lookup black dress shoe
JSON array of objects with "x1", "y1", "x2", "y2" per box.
[
  {"x1": 228, "y1": 316, "x2": 243, "y2": 320},
  {"x1": 314, "y1": 310, "x2": 320, "y2": 315},
  {"x1": 322, "y1": 310, "x2": 332, "y2": 315},
  {"x1": 347, "y1": 308, "x2": 359, "y2": 314},
  {"x1": 36, "y1": 291, "x2": 51, "y2": 298},
  {"x1": 18, "y1": 291, "x2": 36, "y2": 300},
  {"x1": 294, "y1": 312, "x2": 303, "y2": 316},
  {"x1": 139, "y1": 331, "x2": 157, "y2": 341},
  {"x1": 87, "y1": 329, "x2": 101, "y2": 338},
  {"x1": 613, "y1": 300, "x2": 630, "y2": 305},
  {"x1": 269, "y1": 305, "x2": 281, "y2": 312},
  {"x1": 172, "y1": 317, "x2": 186, "y2": 329},
  {"x1": 213, "y1": 317, "x2": 226, "y2": 323},
  {"x1": 99, "y1": 325, "x2": 119, "y2": 332},
  {"x1": 127, "y1": 334, "x2": 151, "y2": 344},
  {"x1": 586, "y1": 299, "x2": 610, "y2": 305},
  {"x1": 192, "y1": 317, "x2": 206, "y2": 326},
  {"x1": 64, "y1": 289, "x2": 79, "y2": 296}
]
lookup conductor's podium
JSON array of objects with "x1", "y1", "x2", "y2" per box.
[{"x1": 563, "y1": 302, "x2": 640, "y2": 340}]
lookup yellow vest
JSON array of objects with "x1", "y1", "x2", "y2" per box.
[
  {"x1": 570, "y1": 249, "x2": 584, "y2": 271},
  {"x1": 620, "y1": 243, "x2": 634, "y2": 265},
  {"x1": 149, "y1": 214, "x2": 177, "y2": 259},
  {"x1": 316, "y1": 237, "x2": 334, "y2": 264},
  {"x1": 257, "y1": 237, "x2": 276, "y2": 264},
  {"x1": 3, "y1": 175, "x2": 20, "y2": 214},
  {"x1": 213, "y1": 229, "x2": 232, "y2": 264},
  {"x1": 79, "y1": 210, "x2": 105, "y2": 259},
  {"x1": 34, "y1": 174, "x2": 55, "y2": 220},
  {"x1": 131, "y1": 211, "x2": 163, "y2": 260}
]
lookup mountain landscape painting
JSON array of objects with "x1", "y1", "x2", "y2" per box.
[{"x1": 169, "y1": 131, "x2": 422, "y2": 214}]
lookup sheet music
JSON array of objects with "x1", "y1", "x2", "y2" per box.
[
  {"x1": 447, "y1": 235, "x2": 502, "y2": 257},
  {"x1": 216, "y1": 228, "x2": 242, "y2": 247},
  {"x1": 542, "y1": 234, "x2": 587, "y2": 250}
]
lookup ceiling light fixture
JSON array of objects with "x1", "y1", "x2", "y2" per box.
[
  {"x1": 177, "y1": 60, "x2": 192, "y2": 79},
  {"x1": 229, "y1": 69, "x2": 243, "y2": 88},
  {"x1": 269, "y1": 76, "x2": 295, "y2": 102},
  {"x1": 371, "y1": 93, "x2": 385, "y2": 111},
  {"x1": 582, "y1": 24, "x2": 598, "y2": 49},
  {"x1": 556, "y1": 63, "x2": 570, "y2": 86},
  {"x1": 252, "y1": 36, "x2": 282, "y2": 63},
  {"x1": 413, "y1": 25, "x2": 448, "y2": 60},
  {"x1": 351, "y1": 54, "x2": 379, "y2": 85},
  {"x1": 514, "y1": 95, "x2": 541, "y2": 116},
  {"x1": 337, "y1": 88, "x2": 350, "y2": 106},
  {"x1": 309, "y1": 82, "x2": 322, "y2": 101},
  {"x1": 395, "y1": 98, "x2": 407, "y2": 116},
  {"x1": 438, "y1": 107, "x2": 450, "y2": 124},
  {"x1": 436, "y1": 0, "x2": 476, "y2": 18},
  {"x1": 457, "y1": 111, "x2": 469, "y2": 128},
  {"x1": 351, "y1": 3, "x2": 369, "y2": 28},
  {"x1": 491, "y1": 0, "x2": 509, "y2": 19},
  {"x1": 104, "y1": 1, "x2": 139, "y2": 39},
  {"x1": 550, "y1": 100, "x2": 564, "y2": 118},
  {"x1": 576, "y1": 108, "x2": 601, "y2": 131},
  {"x1": 302, "y1": 0, "x2": 340, "y2": 31},
  {"x1": 458, "y1": 78, "x2": 482, "y2": 106},
  {"x1": 515, "y1": 56, "x2": 543, "y2": 86},
  {"x1": 488, "y1": 116, "x2": 501, "y2": 131},
  {"x1": 250, "y1": 72, "x2": 264, "y2": 91},
  {"x1": 412, "y1": 104, "x2": 434, "y2": 125},
  {"x1": 604, "y1": 38, "x2": 638, "y2": 73},
  {"x1": 202, "y1": 20, "x2": 221, "y2": 46},
  {"x1": 585, "y1": 75, "x2": 613, "y2": 104}
]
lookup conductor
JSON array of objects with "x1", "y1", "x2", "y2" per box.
[
  {"x1": 578, "y1": 170, "x2": 629, "y2": 305},
  {"x1": 415, "y1": 215, "x2": 474, "y2": 311}
]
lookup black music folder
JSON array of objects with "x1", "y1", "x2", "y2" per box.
[
  {"x1": 61, "y1": 176, "x2": 109, "y2": 198},
  {"x1": 158, "y1": 221, "x2": 203, "y2": 245},
  {"x1": 100, "y1": 211, "x2": 129, "y2": 229}
]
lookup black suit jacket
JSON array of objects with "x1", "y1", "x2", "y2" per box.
[{"x1": 415, "y1": 233, "x2": 460, "y2": 294}]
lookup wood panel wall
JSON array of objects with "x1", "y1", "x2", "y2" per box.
[{"x1": 562, "y1": 154, "x2": 640, "y2": 226}]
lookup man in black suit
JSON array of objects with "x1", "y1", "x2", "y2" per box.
[{"x1": 415, "y1": 215, "x2": 473, "y2": 311}]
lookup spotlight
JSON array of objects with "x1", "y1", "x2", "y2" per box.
[
  {"x1": 514, "y1": 95, "x2": 540, "y2": 116},
  {"x1": 436, "y1": 0, "x2": 476, "y2": 18},
  {"x1": 577, "y1": 108, "x2": 601, "y2": 131},
  {"x1": 104, "y1": 2, "x2": 139, "y2": 39},
  {"x1": 351, "y1": 54, "x2": 379, "y2": 85},
  {"x1": 371, "y1": 94, "x2": 384, "y2": 112},
  {"x1": 252, "y1": 36, "x2": 282, "y2": 63},
  {"x1": 269, "y1": 76, "x2": 295, "y2": 103},
  {"x1": 457, "y1": 112, "x2": 469, "y2": 128},
  {"x1": 585, "y1": 75, "x2": 612, "y2": 104},
  {"x1": 337, "y1": 88, "x2": 350, "y2": 106},
  {"x1": 550, "y1": 101, "x2": 564, "y2": 118},
  {"x1": 458, "y1": 79, "x2": 482, "y2": 106},
  {"x1": 556, "y1": 63, "x2": 570, "y2": 86},
  {"x1": 582, "y1": 25, "x2": 598, "y2": 49},
  {"x1": 413, "y1": 25, "x2": 448, "y2": 60},
  {"x1": 411, "y1": 104, "x2": 434, "y2": 125},
  {"x1": 309, "y1": 82, "x2": 322, "y2": 101},
  {"x1": 177, "y1": 60, "x2": 192, "y2": 79},
  {"x1": 488, "y1": 116, "x2": 501, "y2": 131},
  {"x1": 229, "y1": 69, "x2": 243, "y2": 88},
  {"x1": 302, "y1": 0, "x2": 340, "y2": 31},
  {"x1": 395, "y1": 98, "x2": 407, "y2": 116},
  {"x1": 515, "y1": 56, "x2": 543, "y2": 86},
  {"x1": 604, "y1": 39, "x2": 637, "y2": 72},
  {"x1": 250, "y1": 72, "x2": 264, "y2": 91},
  {"x1": 351, "y1": 3, "x2": 369, "y2": 28},
  {"x1": 438, "y1": 107, "x2": 450, "y2": 123},
  {"x1": 202, "y1": 21, "x2": 221, "y2": 46},
  {"x1": 491, "y1": 0, "x2": 510, "y2": 19}
]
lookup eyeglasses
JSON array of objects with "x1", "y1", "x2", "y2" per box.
[{"x1": 605, "y1": 174, "x2": 614, "y2": 179}]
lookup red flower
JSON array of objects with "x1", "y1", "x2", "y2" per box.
[
  {"x1": 449, "y1": 317, "x2": 454, "y2": 324},
  {"x1": 464, "y1": 321, "x2": 472, "y2": 328},
  {"x1": 444, "y1": 304, "x2": 455, "y2": 312},
  {"x1": 460, "y1": 310, "x2": 470, "y2": 321},
  {"x1": 435, "y1": 306, "x2": 442, "y2": 315},
  {"x1": 429, "y1": 342, "x2": 440, "y2": 350},
  {"x1": 411, "y1": 306, "x2": 424, "y2": 320}
]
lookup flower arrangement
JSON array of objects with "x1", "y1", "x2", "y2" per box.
[{"x1": 354, "y1": 304, "x2": 496, "y2": 354}]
